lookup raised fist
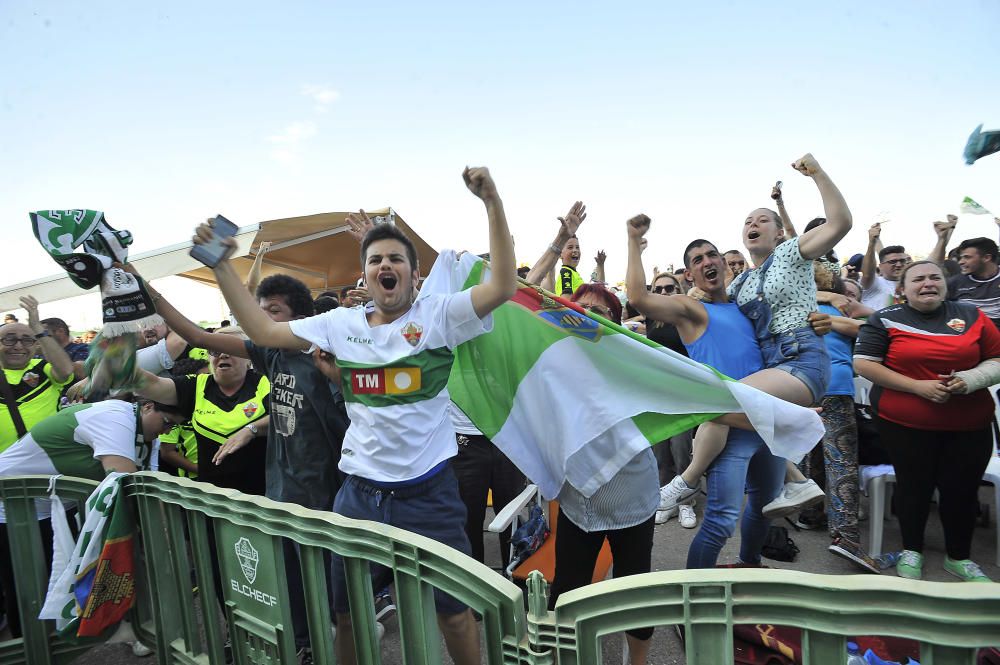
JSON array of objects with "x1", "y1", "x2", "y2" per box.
[
  {"x1": 595, "y1": 250, "x2": 607, "y2": 265},
  {"x1": 791, "y1": 153, "x2": 823, "y2": 177},
  {"x1": 463, "y1": 166, "x2": 499, "y2": 202},
  {"x1": 627, "y1": 214, "x2": 651, "y2": 239},
  {"x1": 868, "y1": 223, "x2": 882, "y2": 242}
]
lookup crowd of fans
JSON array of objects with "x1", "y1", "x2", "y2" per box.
[{"x1": 1, "y1": 160, "x2": 998, "y2": 664}]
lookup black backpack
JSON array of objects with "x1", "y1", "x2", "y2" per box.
[{"x1": 761, "y1": 525, "x2": 799, "y2": 562}]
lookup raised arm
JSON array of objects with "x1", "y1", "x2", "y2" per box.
[
  {"x1": 594, "y1": 250, "x2": 606, "y2": 284},
  {"x1": 138, "y1": 274, "x2": 249, "y2": 358},
  {"x1": 625, "y1": 215, "x2": 706, "y2": 334},
  {"x1": 525, "y1": 202, "x2": 585, "y2": 288},
  {"x1": 21, "y1": 296, "x2": 74, "y2": 383},
  {"x1": 245, "y1": 241, "x2": 272, "y2": 296},
  {"x1": 792, "y1": 154, "x2": 853, "y2": 260},
  {"x1": 193, "y1": 223, "x2": 310, "y2": 351},
  {"x1": 463, "y1": 167, "x2": 517, "y2": 318},
  {"x1": 772, "y1": 183, "x2": 798, "y2": 239},
  {"x1": 133, "y1": 369, "x2": 180, "y2": 405},
  {"x1": 929, "y1": 215, "x2": 957, "y2": 265},
  {"x1": 860, "y1": 223, "x2": 882, "y2": 290}
]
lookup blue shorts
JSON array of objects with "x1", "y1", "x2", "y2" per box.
[
  {"x1": 759, "y1": 327, "x2": 830, "y2": 404},
  {"x1": 330, "y1": 463, "x2": 471, "y2": 615}
]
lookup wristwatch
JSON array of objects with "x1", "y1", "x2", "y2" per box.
[
  {"x1": 245, "y1": 423, "x2": 259, "y2": 436},
  {"x1": 34, "y1": 330, "x2": 51, "y2": 340}
]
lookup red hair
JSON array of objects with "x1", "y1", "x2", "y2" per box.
[{"x1": 570, "y1": 284, "x2": 623, "y2": 324}]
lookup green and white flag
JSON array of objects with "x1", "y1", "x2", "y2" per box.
[
  {"x1": 435, "y1": 252, "x2": 824, "y2": 499},
  {"x1": 960, "y1": 197, "x2": 992, "y2": 216}
]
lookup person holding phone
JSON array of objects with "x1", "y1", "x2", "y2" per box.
[{"x1": 193, "y1": 167, "x2": 515, "y2": 665}]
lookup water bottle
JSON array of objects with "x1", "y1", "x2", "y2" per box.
[{"x1": 847, "y1": 642, "x2": 866, "y2": 665}]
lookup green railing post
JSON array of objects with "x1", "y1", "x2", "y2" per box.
[{"x1": 298, "y1": 544, "x2": 335, "y2": 665}]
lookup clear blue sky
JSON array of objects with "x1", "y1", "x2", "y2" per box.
[{"x1": 2, "y1": 1, "x2": 999, "y2": 325}]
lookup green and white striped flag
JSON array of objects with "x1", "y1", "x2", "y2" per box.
[
  {"x1": 960, "y1": 197, "x2": 992, "y2": 216},
  {"x1": 432, "y1": 252, "x2": 824, "y2": 499}
]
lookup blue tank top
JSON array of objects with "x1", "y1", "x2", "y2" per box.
[
  {"x1": 685, "y1": 302, "x2": 763, "y2": 381},
  {"x1": 818, "y1": 304, "x2": 853, "y2": 396}
]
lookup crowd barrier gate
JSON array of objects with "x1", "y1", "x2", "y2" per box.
[{"x1": 1, "y1": 472, "x2": 998, "y2": 665}]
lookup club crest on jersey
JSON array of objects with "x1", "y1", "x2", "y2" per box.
[
  {"x1": 401, "y1": 322, "x2": 423, "y2": 347},
  {"x1": 243, "y1": 402, "x2": 258, "y2": 418},
  {"x1": 22, "y1": 372, "x2": 39, "y2": 388},
  {"x1": 946, "y1": 318, "x2": 966, "y2": 333}
]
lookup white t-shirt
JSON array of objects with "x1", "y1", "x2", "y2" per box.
[
  {"x1": 729, "y1": 237, "x2": 816, "y2": 334},
  {"x1": 288, "y1": 290, "x2": 491, "y2": 482},
  {"x1": 861, "y1": 274, "x2": 898, "y2": 311},
  {"x1": 0, "y1": 400, "x2": 145, "y2": 521}
]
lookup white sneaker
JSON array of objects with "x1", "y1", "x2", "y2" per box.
[
  {"x1": 655, "y1": 505, "x2": 678, "y2": 524},
  {"x1": 678, "y1": 503, "x2": 697, "y2": 529},
  {"x1": 763, "y1": 479, "x2": 825, "y2": 519},
  {"x1": 130, "y1": 641, "x2": 153, "y2": 657},
  {"x1": 659, "y1": 475, "x2": 698, "y2": 512}
]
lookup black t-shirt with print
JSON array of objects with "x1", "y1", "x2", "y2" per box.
[{"x1": 245, "y1": 341, "x2": 349, "y2": 510}]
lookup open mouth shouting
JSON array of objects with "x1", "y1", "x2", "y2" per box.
[
  {"x1": 704, "y1": 266, "x2": 719, "y2": 282},
  {"x1": 378, "y1": 272, "x2": 399, "y2": 294},
  {"x1": 746, "y1": 230, "x2": 761, "y2": 241}
]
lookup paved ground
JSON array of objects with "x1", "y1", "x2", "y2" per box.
[{"x1": 24, "y1": 485, "x2": 1000, "y2": 664}]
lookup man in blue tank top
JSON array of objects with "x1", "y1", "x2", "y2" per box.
[{"x1": 626, "y1": 223, "x2": 786, "y2": 567}]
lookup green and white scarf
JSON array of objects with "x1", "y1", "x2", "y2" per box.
[
  {"x1": 30, "y1": 210, "x2": 161, "y2": 396},
  {"x1": 30, "y1": 209, "x2": 161, "y2": 335}
]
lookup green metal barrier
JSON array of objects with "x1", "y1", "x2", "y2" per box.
[
  {"x1": 125, "y1": 472, "x2": 528, "y2": 665},
  {"x1": 539, "y1": 568, "x2": 1000, "y2": 665},
  {"x1": 2, "y1": 472, "x2": 999, "y2": 665},
  {"x1": 0, "y1": 475, "x2": 100, "y2": 665}
]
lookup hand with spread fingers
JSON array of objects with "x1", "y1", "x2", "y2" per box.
[
  {"x1": 558, "y1": 201, "x2": 587, "y2": 237},
  {"x1": 346, "y1": 210, "x2": 375, "y2": 243},
  {"x1": 213, "y1": 428, "x2": 255, "y2": 465}
]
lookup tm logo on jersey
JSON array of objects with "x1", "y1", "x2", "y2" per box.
[{"x1": 351, "y1": 367, "x2": 421, "y2": 395}]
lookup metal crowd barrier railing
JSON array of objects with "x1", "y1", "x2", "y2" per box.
[{"x1": 1, "y1": 472, "x2": 998, "y2": 665}]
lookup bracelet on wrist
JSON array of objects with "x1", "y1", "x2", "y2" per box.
[
  {"x1": 34, "y1": 330, "x2": 51, "y2": 340},
  {"x1": 549, "y1": 243, "x2": 562, "y2": 255}
]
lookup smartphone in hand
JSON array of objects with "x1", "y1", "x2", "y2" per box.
[{"x1": 190, "y1": 215, "x2": 238, "y2": 268}]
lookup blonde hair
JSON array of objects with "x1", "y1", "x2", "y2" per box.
[{"x1": 214, "y1": 325, "x2": 249, "y2": 340}]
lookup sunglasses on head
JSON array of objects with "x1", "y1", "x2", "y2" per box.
[{"x1": 652, "y1": 284, "x2": 677, "y2": 294}]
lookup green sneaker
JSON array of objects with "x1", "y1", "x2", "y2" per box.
[
  {"x1": 943, "y1": 557, "x2": 992, "y2": 582},
  {"x1": 896, "y1": 550, "x2": 923, "y2": 579}
]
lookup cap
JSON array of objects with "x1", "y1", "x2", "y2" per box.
[{"x1": 846, "y1": 253, "x2": 864, "y2": 269}]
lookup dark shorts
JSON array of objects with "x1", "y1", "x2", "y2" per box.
[
  {"x1": 760, "y1": 327, "x2": 831, "y2": 404},
  {"x1": 330, "y1": 463, "x2": 471, "y2": 615}
]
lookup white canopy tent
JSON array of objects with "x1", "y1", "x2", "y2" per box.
[{"x1": 0, "y1": 208, "x2": 438, "y2": 312}]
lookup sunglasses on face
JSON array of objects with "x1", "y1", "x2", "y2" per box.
[
  {"x1": 1, "y1": 336, "x2": 35, "y2": 348},
  {"x1": 652, "y1": 284, "x2": 677, "y2": 294},
  {"x1": 883, "y1": 258, "x2": 908, "y2": 266},
  {"x1": 207, "y1": 350, "x2": 229, "y2": 358}
]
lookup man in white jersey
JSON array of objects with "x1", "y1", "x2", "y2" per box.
[
  {"x1": 193, "y1": 167, "x2": 515, "y2": 665},
  {"x1": 0, "y1": 398, "x2": 187, "y2": 636}
]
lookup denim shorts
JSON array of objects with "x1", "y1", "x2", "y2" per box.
[
  {"x1": 330, "y1": 463, "x2": 471, "y2": 615},
  {"x1": 759, "y1": 327, "x2": 830, "y2": 404}
]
